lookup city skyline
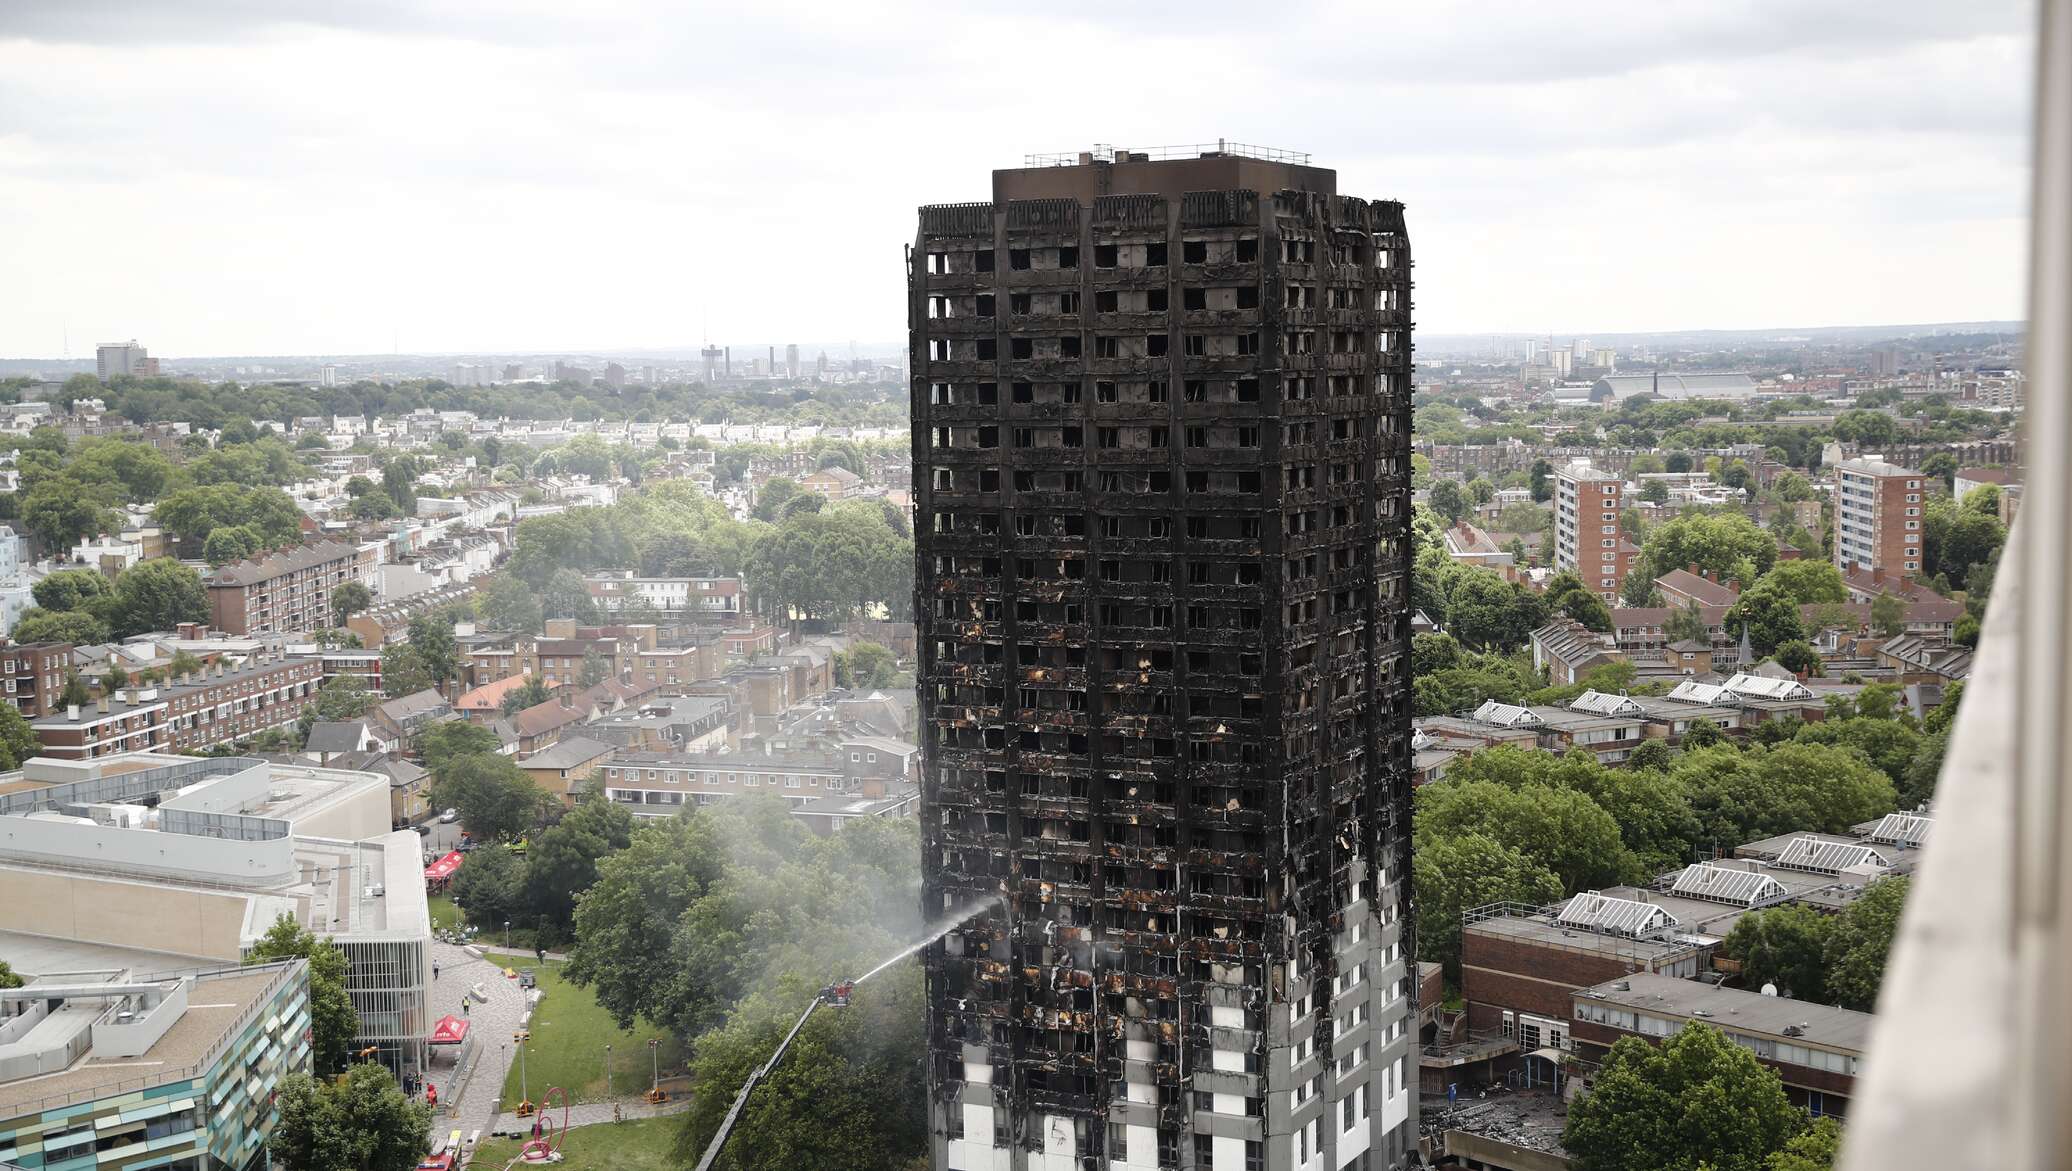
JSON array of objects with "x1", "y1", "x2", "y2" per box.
[{"x1": 0, "y1": 1, "x2": 2034, "y2": 357}]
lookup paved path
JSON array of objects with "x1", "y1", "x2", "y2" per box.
[
  {"x1": 476, "y1": 944, "x2": 569, "y2": 963},
  {"x1": 489, "y1": 1094, "x2": 693, "y2": 1138},
  {"x1": 425, "y1": 938, "x2": 535, "y2": 1140}
]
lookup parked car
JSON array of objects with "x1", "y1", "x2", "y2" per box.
[
  {"x1": 413, "y1": 823, "x2": 433, "y2": 836},
  {"x1": 439, "y1": 808, "x2": 459, "y2": 823}
]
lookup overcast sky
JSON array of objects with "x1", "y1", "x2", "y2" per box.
[{"x1": 0, "y1": 0, "x2": 2038, "y2": 358}]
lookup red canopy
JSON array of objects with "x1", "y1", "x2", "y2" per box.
[
  {"x1": 424, "y1": 852, "x2": 463, "y2": 882},
  {"x1": 428, "y1": 1014, "x2": 470, "y2": 1045}
]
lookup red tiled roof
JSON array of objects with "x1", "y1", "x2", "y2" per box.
[
  {"x1": 455, "y1": 674, "x2": 531, "y2": 712},
  {"x1": 1655, "y1": 568, "x2": 1739, "y2": 607}
]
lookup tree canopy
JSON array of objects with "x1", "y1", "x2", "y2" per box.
[
  {"x1": 245, "y1": 914, "x2": 359, "y2": 1076},
  {"x1": 1562, "y1": 1023, "x2": 1810, "y2": 1171},
  {"x1": 269, "y1": 1064, "x2": 432, "y2": 1171}
]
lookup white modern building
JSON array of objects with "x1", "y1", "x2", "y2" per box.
[{"x1": 0, "y1": 754, "x2": 433, "y2": 1076}]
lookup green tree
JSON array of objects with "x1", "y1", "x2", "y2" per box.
[
  {"x1": 102, "y1": 662, "x2": 130, "y2": 692},
  {"x1": 1923, "y1": 679, "x2": 1965, "y2": 736},
  {"x1": 430, "y1": 753, "x2": 548, "y2": 842},
  {"x1": 331, "y1": 580, "x2": 373, "y2": 625},
  {"x1": 1675, "y1": 742, "x2": 1895, "y2": 849},
  {"x1": 0, "y1": 704, "x2": 39, "y2": 771},
  {"x1": 245, "y1": 914, "x2": 360, "y2": 1076},
  {"x1": 450, "y1": 839, "x2": 527, "y2": 929},
  {"x1": 1922, "y1": 495, "x2": 2006, "y2": 590},
  {"x1": 1767, "y1": 1118, "x2": 1842, "y2": 1171},
  {"x1": 835, "y1": 641, "x2": 898, "y2": 689},
  {"x1": 578, "y1": 647, "x2": 610, "y2": 688},
  {"x1": 1755, "y1": 560, "x2": 1847, "y2": 605},
  {"x1": 751, "y1": 477, "x2": 802, "y2": 523},
  {"x1": 154, "y1": 484, "x2": 305, "y2": 546},
  {"x1": 56, "y1": 669, "x2": 93, "y2": 709},
  {"x1": 379, "y1": 647, "x2": 436, "y2": 702},
  {"x1": 1416, "y1": 779, "x2": 1635, "y2": 892},
  {"x1": 1869, "y1": 592, "x2": 1907, "y2": 638},
  {"x1": 1636, "y1": 512, "x2": 1777, "y2": 587},
  {"x1": 1639, "y1": 479, "x2": 1669, "y2": 505},
  {"x1": 1919, "y1": 452, "x2": 1958, "y2": 492},
  {"x1": 13, "y1": 608, "x2": 110, "y2": 647},
  {"x1": 1562, "y1": 1023, "x2": 1807, "y2": 1171},
  {"x1": 1411, "y1": 656, "x2": 1537, "y2": 717},
  {"x1": 1825, "y1": 877, "x2": 1909, "y2": 1011},
  {"x1": 676, "y1": 967, "x2": 927, "y2": 1171},
  {"x1": 269, "y1": 1064, "x2": 433, "y2": 1171},
  {"x1": 500, "y1": 676, "x2": 553, "y2": 716},
  {"x1": 1720, "y1": 904, "x2": 1833, "y2": 1001},
  {"x1": 1664, "y1": 599, "x2": 1709, "y2": 644},
  {"x1": 1413, "y1": 832, "x2": 1564, "y2": 979},
  {"x1": 297, "y1": 677, "x2": 375, "y2": 738},
  {"x1": 108, "y1": 557, "x2": 209, "y2": 639},
  {"x1": 541, "y1": 568, "x2": 601, "y2": 622},
  {"x1": 1427, "y1": 479, "x2": 1470, "y2": 524},
  {"x1": 1544, "y1": 571, "x2": 1614, "y2": 632},
  {"x1": 521, "y1": 799, "x2": 635, "y2": 945},
  {"x1": 418, "y1": 720, "x2": 502, "y2": 774},
  {"x1": 1794, "y1": 717, "x2": 1920, "y2": 791},
  {"x1": 1771, "y1": 471, "x2": 1813, "y2": 502},
  {"x1": 380, "y1": 454, "x2": 420, "y2": 515},
  {"x1": 1772, "y1": 639, "x2": 1823, "y2": 677},
  {"x1": 1411, "y1": 632, "x2": 1461, "y2": 676},
  {"x1": 20, "y1": 474, "x2": 120, "y2": 550},
  {"x1": 1529, "y1": 459, "x2": 1553, "y2": 502},
  {"x1": 566, "y1": 802, "x2": 924, "y2": 1042},
  {"x1": 0, "y1": 959, "x2": 21, "y2": 989},
  {"x1": 478, "y1": 575, "x2": 545, "y2": 636},
  {"x1": 202, "y1": 525, "x2": 262, "y2": 568},
  {"x1": 31, "y1": 567, "x2": 112, "y2": 612},
  {"x1": 1724, "y1": 583, "x2": 1806, "y2": 657},
  {"x1": 406, "y1": 615, "x2": 459, "y2": 694},
  {"x1": 1626, "y1": 739, "x2": 1676, "y2": 771}
]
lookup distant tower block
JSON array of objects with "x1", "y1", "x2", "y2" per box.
[{"x1": 701, "y1": 345, "x2": 723, "y2": 382}]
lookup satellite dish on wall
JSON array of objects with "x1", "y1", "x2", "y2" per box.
[{"x1": 1760, "y1": 982, "x2": 1779, "y2": 997}]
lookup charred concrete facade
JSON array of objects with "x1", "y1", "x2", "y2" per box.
[{"x1": 911, "y1": 148, "x2": 1417, "y2": 1171}]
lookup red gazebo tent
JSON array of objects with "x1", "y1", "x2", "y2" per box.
[
  {"x1": 424, "y1": 852, "x2": 463, "y2": 887},
  {"x1": 429, "y1": 1014, "x2": 470, "y2": 1045}
]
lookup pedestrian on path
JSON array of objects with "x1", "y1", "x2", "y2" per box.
[
  {"x1": 462, "y1": 999, "x2": 470, "y2": 1017},
  {"x1": 433, "y1": 962, "x2": 440, "y2": 981}
]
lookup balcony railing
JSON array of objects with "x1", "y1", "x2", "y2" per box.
[{"x1": 1840, "y1": 5, "x2": 2067, "y2": 1164}]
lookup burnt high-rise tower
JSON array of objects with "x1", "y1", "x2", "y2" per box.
[{"x1": 911, "y1": 145, "x2": 1416, "y2": 1171}]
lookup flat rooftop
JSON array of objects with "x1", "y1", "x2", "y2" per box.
[
  {"x1": 991, "y1": 143, "x2": 1337, "y2": 204},
  {"x1": 1576, "y1": 972, "x2": 1873, "y2": 1053},
  {"x1": 0, "y1": 968, "x2": 280, "y2": 1115},
  {"x1": 0, "y1": 931, "x2": 216, "y2": 978},
  {"x1": 1465, "y1": 910, "x2": 1703, "y2": 962}
]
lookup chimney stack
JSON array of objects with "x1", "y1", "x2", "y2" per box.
[
  {"x1": 96, "y1": 696, "x2": 109, "y2": 714},
  {"x1": 67, "y1": 703, "x2": 79, "y2": 721}
]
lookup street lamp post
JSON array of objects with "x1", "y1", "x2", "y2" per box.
[
  {"x1": 604, "y1": 1043, "x2": 613, "y2": 1097},
  {"x1": 648, "y1": 1037, "x2": 660, "y2": 1095},
  {"x1": 519, "y1": 1042, "x2": 529, "y2": 1104},
  {"x1": 504, "y1": 919, "x2": 511, "y2": 949}
]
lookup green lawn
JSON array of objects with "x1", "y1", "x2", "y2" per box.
[
  {"x1": 498, "y1": 962, "x2": 687, "y2": 1105},
  {"x1": 473, "y1": 1115, "x2": 679, "y2": 1171},
  {"x1": 437, "y1": 892, "x2": 543, "y2": 951},
  {"x1": 429, "y1": 894, "x2": 461, "y2": 933}
]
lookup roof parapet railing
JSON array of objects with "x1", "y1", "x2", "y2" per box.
[{"x1": 1023, "y1": 141, "x2": 1311, "y2": 168}]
